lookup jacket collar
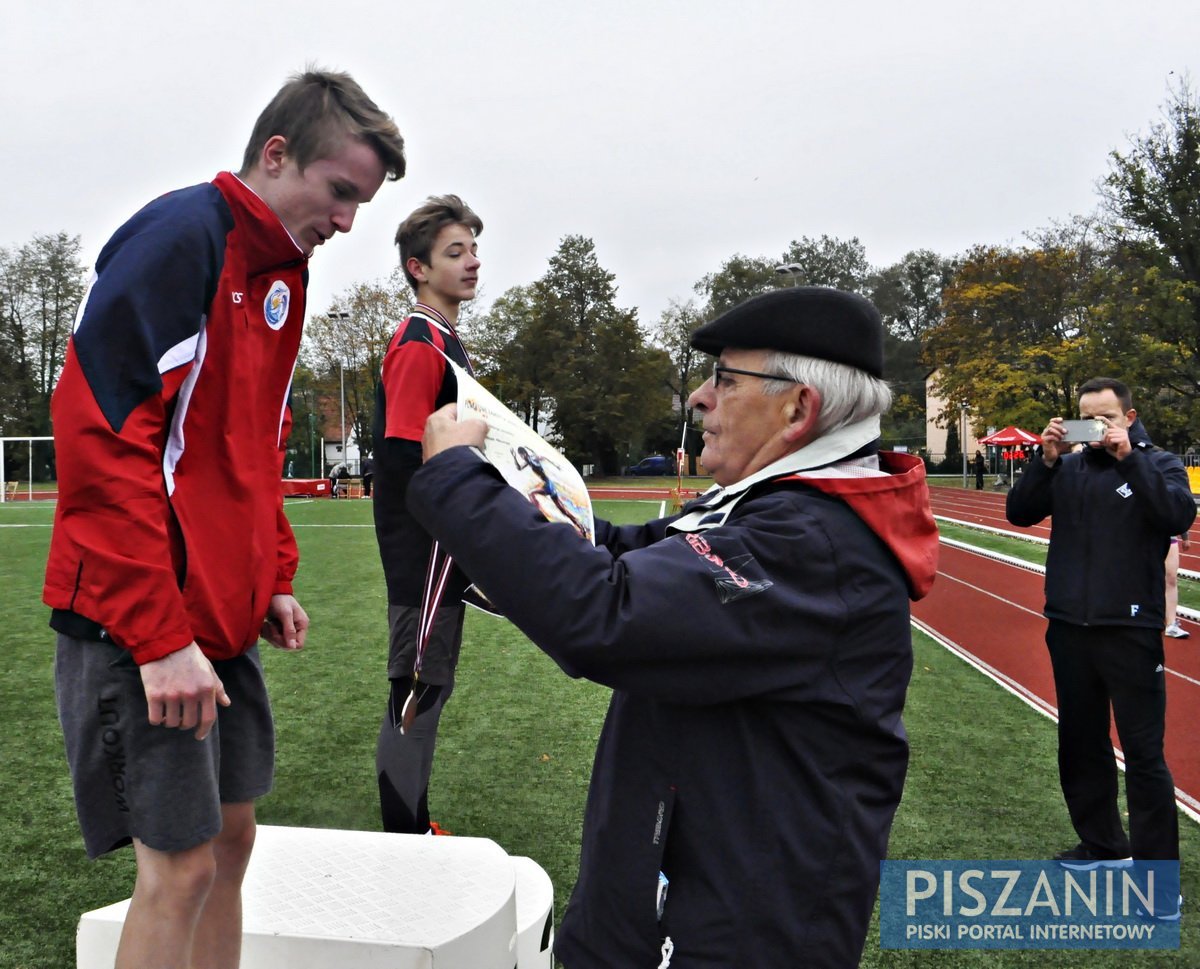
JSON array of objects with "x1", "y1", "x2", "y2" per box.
[
  {"x1": 212, "y1": 171, "x2": 307, "y2": 275},
  {"x1": 669, "y1": 416, "x2": 882, "y2": 533}
]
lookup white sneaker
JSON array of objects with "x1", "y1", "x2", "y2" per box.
[
  {"x1": 1165, "y1": 623, "x2": 1190, "y2": 639},
  {"x1": 1136, "y1": 893, "x2": 1183, "y2": 921}
]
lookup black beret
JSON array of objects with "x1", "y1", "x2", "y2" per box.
[{"x1": 691, "y1": 286, "x2": 885, "y2": 378}]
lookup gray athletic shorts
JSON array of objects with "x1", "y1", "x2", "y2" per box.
[{"x1": 55, "y1": 634, "x2": 274, "y2": 859}]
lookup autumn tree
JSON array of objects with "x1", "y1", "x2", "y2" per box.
[
  {"x1": 779, "y1": 235, "x2": 871, "y2": 292},
  {"x1": 1097, "y1": 79, "x2": 1200, "y2": 447},
  {"x1": 1102, "y1": 79, "x2": 1200, "y2": 315},
  {"x1": 532, "y1": 236, "x2": 670, "y2": 471},
  {"x1": 0, "y1": 248, "x2": 27, "y2": 432},
  {"x1": 870, "y1": 249, "x2": 957, "y2": 343},
  {"x1": 284, "y1": 363, "x2": 323, "y2": 478},
  {"x1": 0, "y1": 232, "x2": 87, "y2": 435},
  {"x1": 649, "y1": 298, "x2": 706, "y2": 468},
  {"x1": 925, "y1": 240, "x2": 1106, "y2": 434},
  {"x1": 693, "y1": 237, "x2": 936, "y2": 453},
  {"x1": 459, "y1": 283, "x2": 567, "y2": 431},
  {"x1": 303, "y1": 266, "x2": 414, "y2": 463},
  {"x1": 694, "y1": 254, "x2": 777, "y2": 316},
  {"x1": 868, "y1": 250, "x2": 957, "y2": 452}
]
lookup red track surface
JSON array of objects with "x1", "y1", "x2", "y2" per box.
[
  {"x1": 1, "y1": 489, "x2": 57, "y2": 502},
  {"x1": 921, "y1": 486, "x2": 1200, "y2": 818}
]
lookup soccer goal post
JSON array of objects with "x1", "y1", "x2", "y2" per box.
[{"x1": 0, "y1": 436, "x2": 56, "y2": 503}]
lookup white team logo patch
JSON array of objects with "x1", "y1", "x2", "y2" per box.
[
  {"x1": 1115, "y1": 482, "x2": 1133, "y2": 498},
  {"x1": 263, "y1": 280, "x2": 291, "y2": 330}
]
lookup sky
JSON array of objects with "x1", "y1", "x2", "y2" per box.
[{"x1": 3, "y1": 0, "x2": 1198, "y2": 328}]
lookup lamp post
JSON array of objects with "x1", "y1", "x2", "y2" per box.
[
  {"x1": 960, "y1": 401, "x2": 969, "y2": 489},
  {"x1": 308, "y1": 412, "x2": 316, "y2": 478},
  {"x1": 330, "y1": 311, "x2": 351, "y2": 471},
  {"x1": 774, "y1": 263, "x2": 804, "y2": 287}
]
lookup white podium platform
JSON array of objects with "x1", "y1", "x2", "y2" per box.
[
  {"x1": 511, "y1": 856, "x2": 554, "y2": 968},
  {"x1": 76, "y1": 825, "x2": 553, "y2": 969}
]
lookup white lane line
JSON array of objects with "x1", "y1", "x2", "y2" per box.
[
  {"x1": 933, "y1": 570, "x2": 1045, "y2": 618},
  {"x1": 940, "y1": 535, "x2": 1200, "y2": 622},
  {"x1": 911, "y1": 618, "x2": 1200, "y2": 825}
]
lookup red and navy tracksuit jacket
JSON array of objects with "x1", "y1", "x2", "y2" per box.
[{"x1": 43, "y1": 172, "x2": 308, "y2": 665}]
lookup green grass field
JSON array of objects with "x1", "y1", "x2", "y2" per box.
[{"x1": 1, "y1": 497, "x2": 1197, "y2": 968}]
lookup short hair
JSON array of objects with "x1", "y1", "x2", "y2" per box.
[
  {"x1": 239, "y1": 68, "x2": 406, "y2": 181},
  {"x1": 1077, "y1": 377, "x2": 1133, "y2": 412},
  {"x1": 395, "y1": 195, "x2": 484, "y2": 293},
  {"x1": 760, "y1": 350, "x2": 893, "y2": 435}
]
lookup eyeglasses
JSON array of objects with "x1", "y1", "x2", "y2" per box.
[{"x1": 712, "y1": 364, "x2": 801, "y2": 389}]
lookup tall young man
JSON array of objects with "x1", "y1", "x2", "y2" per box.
[
  {"x1": 43, "y1": 69, "x2": 406, "y2": 969},
  {"x1": 372, "y1": 195, "x2": 482, "y2": 834}
]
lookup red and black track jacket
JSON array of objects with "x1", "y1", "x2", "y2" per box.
[
  {"x1": 371, "y1": 304, "x2": 473, "y2": 606},
  {"x1": 43, "y1": 172, "x2": 308, "y2": 665}
]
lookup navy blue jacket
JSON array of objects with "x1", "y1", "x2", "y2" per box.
[
  {"x1": 1006, "y1": 442, "x2": 1195, "y2": 629},
  {"x1": 408, "y1": 447, "x2": 938, "y2": 968}
]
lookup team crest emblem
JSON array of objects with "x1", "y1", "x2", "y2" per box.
[{"x1": 263, "y1": 280, "x2": 291, "y2": 330}]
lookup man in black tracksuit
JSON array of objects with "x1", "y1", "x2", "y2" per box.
[{"x1": 1007, "y1": 377, "x2": 1194, "y2": 876}]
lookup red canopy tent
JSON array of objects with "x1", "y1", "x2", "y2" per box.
[{"x1": 978, "y1": 426, "x2": 1040, "y2": 481}]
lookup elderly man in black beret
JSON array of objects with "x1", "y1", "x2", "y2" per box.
[{"x1": 410, "y1": 287, "x2": 939, "y2": 968}]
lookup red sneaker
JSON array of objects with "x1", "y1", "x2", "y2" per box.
[{"x1": 428, "y1": 821, "x2": 453, "y2": 836}]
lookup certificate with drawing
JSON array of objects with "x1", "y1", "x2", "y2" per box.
[{"x1": 442, "y1": 355, "x2": 595, "y2": 544}]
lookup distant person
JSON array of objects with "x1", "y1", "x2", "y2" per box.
[
  {"x1": 372, "y1": 195, "x2": 482, "y2": 834},
  {"x1": 1007, "y1": 378, "x2": 1192, "y2": 901},
  {"x1": 361, "y1": 455, "x2": 375, "y2": 497},
  {"x1": 973, "y1": 449, "x2": 985, "y2": 490},
  {"x1": 1165, "y1": 533, "x2": 1190, "y2": 639},
  {"x1": 329, "y1": 460, "x2": 349, "y2": 498},
  {"x1": 411, "y1": 287, "x2": 938, "y2": 967},
  {"x1": 42, "y1": 69, "x2": 406, "y2": 968}
]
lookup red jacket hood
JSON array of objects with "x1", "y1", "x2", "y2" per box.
[{"x1": 781, "y1": 451, "x2": 939, "y2": 600}]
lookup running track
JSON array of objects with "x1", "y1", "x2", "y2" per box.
[{"x1": 925, "y1": 485, "x2": 1200, "y2": 820}]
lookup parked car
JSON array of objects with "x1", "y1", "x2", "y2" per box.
[{"x1": 626, "y1": 455, "x2": 673, "y2": 476}]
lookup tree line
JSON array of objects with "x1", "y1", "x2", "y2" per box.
[{"x1": 2, "y1": 81, "x2": 1197, "y2": 475}]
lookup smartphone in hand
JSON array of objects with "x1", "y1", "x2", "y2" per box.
[{"x1": 1060, "y1": 419, "x2": 1105, "y2": 443}]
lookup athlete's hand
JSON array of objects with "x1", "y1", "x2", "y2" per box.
[
  {"x1": 140, "y1": 642, "x2": 230, "y2": 741},
  {"x1": 423, "y1": 404, "x2": 489, "y2": 462},
  {"x1": 262, "y1": 594, "x2": 308, "y2": 651}
]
